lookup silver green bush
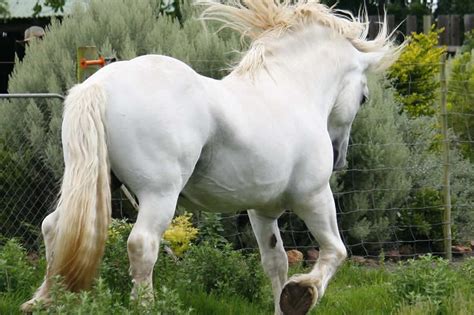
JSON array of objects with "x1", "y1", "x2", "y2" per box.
[{"x1": 0, "y1": 0, "x2": 240, "y2": 246}]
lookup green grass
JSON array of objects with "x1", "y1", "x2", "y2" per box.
[
  {"x1": 2, "y1": 261, "x2": 474, "y2": 315},
  {"x1": 0, "y1": 292, "x2": 30, "y2": 315},
  {"x1": 1, "y1": 236, "x2": 473, "y2": 315},
  {"x1": 181, "y1": 291, "x2": 269, "y2": 315},
  {"x1": 314, "y1": 263, "x2": 396, "y2": 314}
]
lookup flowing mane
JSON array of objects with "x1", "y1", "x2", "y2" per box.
[{"x1": 200, "y1": 0, "x2": 403, "y2": 74}]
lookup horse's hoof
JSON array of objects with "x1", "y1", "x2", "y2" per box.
[
  {"x1": 20, "y1": 296, "x2": 49, "y2": 313},
  {"x1": 20, "y1": 299, "x2": 37, "y2": 313},
  {"x1": 279, "y1": 281, "x2": 318, "y2": 315}
]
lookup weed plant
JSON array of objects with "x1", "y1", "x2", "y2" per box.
[
  {"x1": 176, "y1": 242, "x2": 266, "y2": 302},
  {"x1": 392, "y1": 254, "x2": 457, "y2": 309}
]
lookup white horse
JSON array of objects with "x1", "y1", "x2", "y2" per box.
[{"x1": 22, "y1": 1, "x2": 402, "y2": 314}]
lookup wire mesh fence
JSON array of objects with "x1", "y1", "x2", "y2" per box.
[{"x1": 0, "y1": 58, "x2": 473, "y2": 262}]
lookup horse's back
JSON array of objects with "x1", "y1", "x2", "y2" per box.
[{"x1": 84, "y1": 55, "x2": 215, "y2": 197}]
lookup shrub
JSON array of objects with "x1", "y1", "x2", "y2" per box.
[
  {"x1": 460, "y1": 29, "x2": 474, "y2": 54},
  {"x1": 387, "y1": 27, "x2": 446, "y2": 117},
  {"x1": 163, "y1": 212, "x2": 199, "y2": 257},
  {"x1": 100, "y1": 219, "x2": 133, "y2": 294},
  {"x1": 32, "y1": 277, "x2": 192, "y2": 315},
  {"x1": 0, "y1": 239, "x2": 36, "y2": 292},
  {"x1": 392, "y1": 254, "x2": 457, "y2": 309},
  {"x1": 461, "y1": 258, "x2": 474, "y2": 283},
  {"x1": 195, "y1": 212, "x2": 228, "y2": 248},
  {"x1": 396, "y1": 188, "x2": 443, "y2": 246},
  {"x1": 0, "y1": 0, "x2": 240, "y2": 246},
  {"x1": 396, "y1": 107, "x2": 474, "y2": 249},
  {"x1": 178, "y1": 243, "x2": 265, "y2": 302},
  {"x1": 447, "y1": 48, "x2": 474, "y2": 162}
]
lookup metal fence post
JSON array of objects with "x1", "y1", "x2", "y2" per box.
[{"x1": 439, "y1": 53, "x2": 452, "y2": 261}]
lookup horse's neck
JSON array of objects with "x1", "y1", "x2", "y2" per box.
[{"x1": 224, "y1": 24, "x2": 355, "y2": 116}]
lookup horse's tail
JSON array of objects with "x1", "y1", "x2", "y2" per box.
[{"x1": 48, "y1": 83, "x2": 111, "y2": 291}]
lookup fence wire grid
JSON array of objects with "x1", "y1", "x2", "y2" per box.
[{"x1": 1, "y1": 59, "x2": 473, "y2": 261}]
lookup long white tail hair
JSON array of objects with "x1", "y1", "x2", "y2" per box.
[{"x1": 48, "y1": 83, "x2": 111, "y2": 291}]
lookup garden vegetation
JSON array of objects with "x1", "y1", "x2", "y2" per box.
[{"x1": 1, "y1": 221, "x2": 474, "y2": 314}]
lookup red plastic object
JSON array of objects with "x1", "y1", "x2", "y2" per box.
[{"x1": 80, "y1": 56, "x2": 106, "y2": 69}]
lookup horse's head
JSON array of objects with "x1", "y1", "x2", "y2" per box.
[
  {"x1": 327, "y1": 41, "x2": 401, "y2": 171},
  {"x1": 327, "y1": 69, "x2": 368, "y2": 170}
]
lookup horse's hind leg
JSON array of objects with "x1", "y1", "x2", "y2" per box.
[
  {"x1": 280, "y1": 185, "x2": 347, "y2": 315},
  {"x1": 248, "y1": 210, "x2": 287, "y2": 315},
  {"x1": 127, "y1": 193, "x2": 177, "y2": 303},
  {"x1": 21, "y1": 210, "x2": 59, "y2": 311}
]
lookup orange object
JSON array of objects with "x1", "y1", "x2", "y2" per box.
[{"x1": 80, "y1": 56, "x2": 106, "y2": 69}]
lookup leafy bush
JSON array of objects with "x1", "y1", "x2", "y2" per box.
[
  {"x1": 461, "y1": 258, "x2": 474, "y2": 283},
  {"x1": 392, "y1": 254, "x2": 457, "y2": 309},
  {"x1": 396, "y1": 102, "x2": 474, "y2": 248},
  {"x1": 0, "y1": 0, "x2": 240, "y2": 246},
  {"x1": 387, "y1": 28, "x2": 446, "y2": 117},
  {"x1": 396, "y1": 188, "x2": 444, "y2": 247},
  {"x1": 32, "y1": 277, "x2": 192, "y2": 315},
  {"x1": 195, "y1": 212, "x2": 228, "y2": 248},
  {"x1": 0, "y1": 239, "x2": 37, "y2": 292},
  {"x1": 100, "y1": 219, "x2": 133, "y2": 294},
  {"x1": 163, "y1": 212, "x2": 198, "y2": 257},
  {"x1": 178, "y1": 243, "x2": 265, "y2": 302},
  {"x1": 447, "y1": 48, "x2": 474, "y2": 162},
  {"x1": 460, "y1": 29, "x2": 474, "y2": 54}
]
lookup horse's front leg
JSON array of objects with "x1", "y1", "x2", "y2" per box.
[
  {"x1": 127, "y1": 193, "x2": 177, "y2": 304},
  {"x1": 248, "y1": 209, "x2": 287, "y2": 315},
  {"x1": 280, "y1": 184, "x2": 347, "y2": 315}
]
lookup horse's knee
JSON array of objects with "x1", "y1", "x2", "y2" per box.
[
  {"x1": 128, "y1": 230, "x2": 157, "y2": 253},
  {"x1": 127, "y1": 229, "x2": 160, "y2": 288},
  {"x1": 127, "y1": 230, "x2": 159, "y2": 268}
]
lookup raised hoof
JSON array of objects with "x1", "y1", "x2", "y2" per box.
[{"x1": 280, "y1": 282, "x2": 318, "y2": 315}]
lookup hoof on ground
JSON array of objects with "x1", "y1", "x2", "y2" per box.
[
  {"x1": 279, "y1": 281, "x2": 318, "y2": 315},
  {"x1": 20, "y1": 297, "x2": 48, "y2": 313},
  {"x1": 130, "y1": 289, "x2": 155, "y2": 307},
  {"x1": 20, "y1": 300, "x2": 34, "y2": 313}
]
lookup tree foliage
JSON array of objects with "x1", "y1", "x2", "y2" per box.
[
  {"x1": 460, "y1": 30, "x2": 474, "y2": 54},
  {"x1": 436, "y1": 0, "x2": 474, "y2": 16},
  {"x1": 0, "y1": 0, "x2": 8, "y2": 16},
  {"x1": 447, "y1": 35, "x2": 474, "y2": 162},
  {"x1": 33, "y1": 0, "x2": 66, "y2": 16},
  {"x1": 387, "y1": 27, "x2": 446, "y2": 117}
]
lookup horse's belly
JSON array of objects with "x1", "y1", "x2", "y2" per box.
[
  {"x1": 178, "y1": 120, "x2": 298, "y2": 213},
  {"x1": 180, "y1": 184, "x2": 281, "y2": 213},
  {"x1": 180, "y1": 166, "x2": 289, "y2": 213}
]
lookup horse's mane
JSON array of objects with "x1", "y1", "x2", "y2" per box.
[{"x1": 199, "y1": 0, "x2": 403, "y2": 74}]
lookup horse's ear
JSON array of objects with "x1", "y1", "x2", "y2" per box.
[
  {"x1": 361, "y1": 40, "x2": 406, "y2": 73},
  {"x1": 361, "y1": 51, "x2": 395, "y2": 73}
]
